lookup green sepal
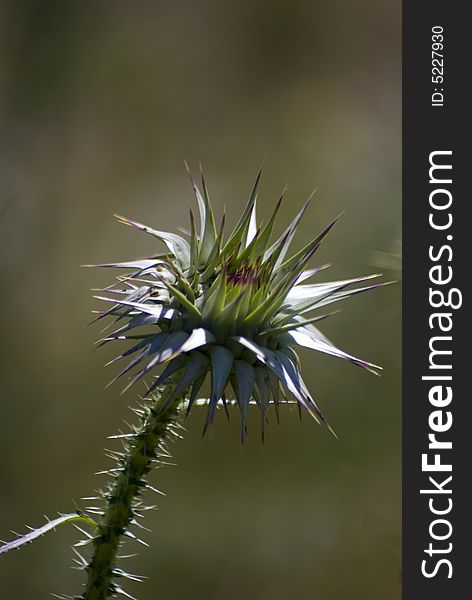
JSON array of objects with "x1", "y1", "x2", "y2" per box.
[
  {"x1": 201, "y1": 266, "x2": 227, "y2": 322},
  {"x1": 164, "y1": 282, "x2": 201, "y2": 324},
  {"x1": 263, "y1": 196, "x2": 312, "y2": 267},
  {"x1": 199, "y1": 213, "x2": 226, "y2": 281},
  {"x1": 114, "y1": 214, "x2": 191, "y2": 271},
  {"x1": 185, "y1": 163, "x2": 217, "y2": 264},
  {"x1": 247, "y1": 193, "x2": 283, "y2": 263},
  {"x1": 232, "y1": 360, "x2": 255, "y2": 441},
  {"x1": 222, "y1": 168, "x2": 262, "y2": 256},
  {"x1": 273, "y1": 215, "x2": 340, "y2": 286}
]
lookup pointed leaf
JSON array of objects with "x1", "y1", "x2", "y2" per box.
[
  {"x1": 305, "y1": 280, "x2": 394, "y2": 312},
  {"x1": 296, "y1": 264, "x2": 330, "y2": 284},
  {"x1": 189, "y1": 209, "x2": 199, "y2": 269},
  {"x1": 163, "y1": 282, "x2": 201, "y2": 321},
  {"x1": 185, "y1": 161, "x2": 207, "y2": 242},
  {"x1": 159, "y1": 351, "x2": 210, "y2": 411},
  {"x1": 84, "y1": 259, "x2": 165, "y2": 270},
  {"x1": 248, "y1": 194, "x2": 283, "y2": 260},
  {"x1": 174, "y1": 327, "x2": 215, "y2": 357},
  {"x1": 233, "y1": 359, "x2": 255, "y2": 440},
  {"x1": 122, "y1": 331, "x2": 190, "y2": 390},
  {"x1": 94, "y1": 296, "x2": 179, "y2": 319},
  {"x1": 277, "y1": 275, "x2": 382, "y2": 320},
  {"x1": 153, "y1": 355, "x2": 188, "y2": 387},
  {"x1": 263, "y1": 196, "x2": 311, "y2": 267},
  {"x1": 244, "y1": 197, "x2": 258, "y2": 248},
  {"x1": 210, "y1": 346, "x2": 234, "y2": 401},
  {"x1": 254, "y1": 366, "x2": 271, "y2": 431},
  {"x1": 230, "y1": 335, "x2": 270, "y2": 365},
  {"x1": 222, "y1": 168, "x2": 262, "y2": 255},
  {"x1": 201, "y1": 267, "x2": 227, "y2": 321},
  {"x1": 274, "y1": 350, "x2": 326, "y2": 425},
  {"x1": 198, "y1": 168, "x2": 218, "y2": 263},
  {"x1": 114, "y1": 214, "x2": 191, "y2": 270},
  {"x1": 186, "y1": 373, "x2": 207, "y2": 416},
  {"x1": 199, "y1": 213, "x2": 225, "y2": 280},
  {"x1": 286, "y1": 327, "x2": 381, "y2": 374},
  {"x1": 0, "y1": 514, "x2": 96, "y2": 556},
  {"x1": 273, "y1": 215, "x2": 340, "y2": 285},
  {"x1": 260, "y1": 311, "x2": 339, "y2": 337},
  {"x1": 111, "y1": 333, "x2": 170, "y2": 386}
]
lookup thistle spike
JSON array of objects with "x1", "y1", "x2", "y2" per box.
[{"x1": 88, "y1": 169, "x2": 387, "y2": 435}]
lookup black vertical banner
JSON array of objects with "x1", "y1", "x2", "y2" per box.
[{"x1": 403, "y1": 2, "x2": 468, "y2": 599}]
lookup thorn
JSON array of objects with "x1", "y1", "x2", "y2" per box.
[
  {"x1": 72, "y1": 547, "x2": 88, "y2": 567},
  {"x1": 325, "y1": 421, "x2": 339, "y2": 440},
  {"x1": 74, "y1": 538, "x2": 93, "y2": 548},
  {"x1": 72, "y1": 524, "x2": 93, "y2": 539},
  {"x1": 84, "y1": 508, "x2": 104, "y2": 516},
  {"x1": 113, "y1": 568, "x2": 147, "y2": 582},
  {"x1": 143, "y1": 484, "x2": 166, "y2": 497},
  {"x1": 123, "y1": 530, "x2": 149, "y2": 547},
  {"x1": 171, "y1": 421, "x2": 187, "y2": 431},
  {"x1": 130, "y1": 519, "x2": 151, "y2": 533},
  {"x1": 95, "y1": 468, "x2": 122, "y2": 476},
  {"x1": 113, "y1": 585, "x2": 137, "y2": 600}
]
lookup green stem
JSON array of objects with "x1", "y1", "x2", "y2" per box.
[{"x1": 81, "y1": 386, "x2": 182, "y2": 600}]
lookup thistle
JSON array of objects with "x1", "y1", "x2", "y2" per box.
[
  {"x1": 92, "y1": 166, "x2": 383, "y2": 440},
  {"x1": 1, "y1": 166, "x2": 388, "y2": 600}
]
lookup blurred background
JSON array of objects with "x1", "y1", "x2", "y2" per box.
[{"x1": 0, "y1": 1, "x2": 401, "y2": 598}]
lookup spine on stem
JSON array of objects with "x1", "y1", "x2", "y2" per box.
[{"x1": 80, "y1": 386, "x2": 183, "y2": 600}]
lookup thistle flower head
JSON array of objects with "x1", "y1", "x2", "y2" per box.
[{"x1": 90, "y1": 166, "x2": 385, "y2": 440}]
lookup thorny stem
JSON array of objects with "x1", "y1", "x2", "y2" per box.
[{"x1": 81, "y1": 385, "x2": 182, "y2": 600}]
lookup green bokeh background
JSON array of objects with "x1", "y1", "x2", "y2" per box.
[{"x1": 0, "y1": 1, "x2": 401, "y2": 599}]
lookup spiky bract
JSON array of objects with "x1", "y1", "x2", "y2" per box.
[{"x1": 90, "y1": 167, "x2": 384, "y2": 439}]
